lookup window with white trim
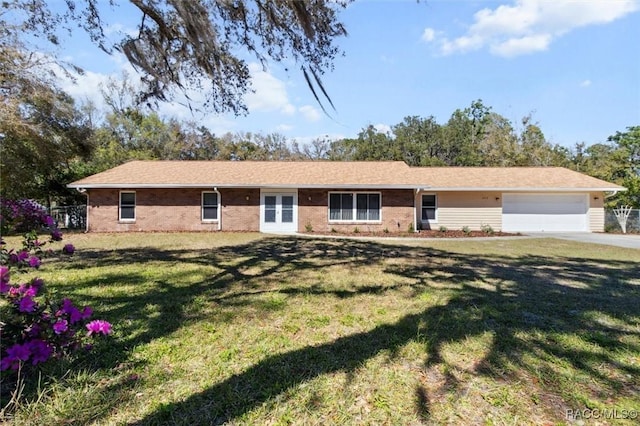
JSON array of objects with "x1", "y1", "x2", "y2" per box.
[
  {"x1": 119, "y1": 191, "x2": 136, "y2": 221},
  {"x1": 421, "y1": 194, "x2": 437, "y2": 221},
  {"x1": 202, "y1": 191, "x2": 219, "y2": 221},
  {"x1": 329, "y1": 192, "x2": 381, "y2": 222}
]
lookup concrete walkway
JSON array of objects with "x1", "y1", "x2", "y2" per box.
[
  {"x1": 526, "y1": 232, "x2": 640, "y2": 249},
  {"x1": 276, "y1": 232, "x2": 640, "y2": 249}
]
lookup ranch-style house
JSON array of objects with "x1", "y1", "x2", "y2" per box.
[{"x1": 68, "y1": 160, "x2": 625, "y2": 234}]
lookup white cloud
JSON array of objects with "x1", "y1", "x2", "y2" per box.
[
  {"x1": 441, "y1": 34, "x2": 484, "y2": 55},
  {"x1": 373, "y1": 123, "x2": 391, "y2": 134},
  {"x1": 580, "y1": 79, "x2": 592, "y2": 87},
  {"x1": 490, "y1": 33, "x2": 552, "y2": 57},
  {"x1": 435, "y1": 0, "x2": 640, "y2": 57},
  {"x1": 299, "y1": 105, "x2": 322, "y2": 122},
  {"x1": 245, "y1": 63, "x2": 296, "y2": 115},
  {"x1": 421, "y1": 27, "x2": 436, "y2": 42},
  {"x1": 54, "y1": 56, "x2": 314, "y2": 134},
  {"x1": 292, "y1": 133, "x2": 346, "y2": 147},
  {"x1": 275, "y1": 124, "x2": 293, "y2": 132}
]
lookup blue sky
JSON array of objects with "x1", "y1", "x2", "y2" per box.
[{"x1": 50, "y1": 0, "x2": 640, "y2": 148}]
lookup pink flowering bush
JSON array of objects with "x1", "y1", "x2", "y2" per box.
[{"x1": 0, "y1": 199, "x2": 112, "y2": 393}]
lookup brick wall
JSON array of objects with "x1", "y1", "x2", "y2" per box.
[
  {"x1": 298, "y1": 189, "x2": 415, "y2": 233},
  {"x1": 87, "y1": 188, "x2": 259, "y2": 232}
]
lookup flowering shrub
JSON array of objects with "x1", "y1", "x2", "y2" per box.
[
  {"x1": 0, "y1": 199, "x2": 112, "y2": 382},
  {"x1": 0, "y1": 199, "x2": 54, "y2": 235}
]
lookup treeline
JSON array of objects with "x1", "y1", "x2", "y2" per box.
[{"x1": 1, "y1": 88, "x2": 638, "y2": 207}]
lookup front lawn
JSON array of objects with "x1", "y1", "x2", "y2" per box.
[{"x1": 3, "y1": 233, "x2": 639, "y2": 425}]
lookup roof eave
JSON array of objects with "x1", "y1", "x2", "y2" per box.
[
  {"x1": 67, "y1": 183, "x2": 426, "y2": 190},
  {"x1": 421, "y1": 187, "x2": 626, "y2": 192}
]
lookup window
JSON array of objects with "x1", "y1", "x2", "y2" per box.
[
  {"x1": 329, "y1": 192, "x2": 381, "y2": 222},
  {"x1": 119, "y1": 191, "x2": 136, "y2": 221},
  {"x1": 422, "y1": 194, "x2": 437, "y2": 221},
  {"x1": 202, "y1": 191, "x2": 219, "y2": 221}
]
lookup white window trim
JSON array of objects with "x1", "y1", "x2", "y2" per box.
[
  {"x1": 119, "y1": 191, "x2": 136, "y2": 222},
  {"x1": 201, "y1": 190, "x2": 220, "y2": 222},
  {"x1": 328, "y1": 191, "x2": 382, "y2": 223},
  {"x1": 421, "y1": 193, "x2": 438, "y2": 223}
]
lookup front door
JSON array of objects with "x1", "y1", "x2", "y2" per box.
[{"x1": 260, "y1": 191, "x2": 298, "y2": 233}]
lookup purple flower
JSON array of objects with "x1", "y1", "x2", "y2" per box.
[
  {"x1": 27, "y1": 323, "x2": 42, "y2": 337},
  {"x1": 31, "y1": 278, "x2": 44, "y2": 291},
  {"x1": 17, "y1": 284, "x2": 37, "y2": 297},
  {"x1": 10, "y1": 250, "x2": 29, "y2": 264},
  {"x1": 0, "y1": 343, "x2": 31, "y2": 371},
  {"x1": 53, "y1": 319, "x2": 69, "y2": 334},
  {"x1": 27, "y1": 339, "x2": 52, "y2": 365},
  {"x1": 62, "y1": 244, "x2": 75, "y2": 255},
  {"x1": 86, "y1": 320, "x2": 112, "y2": 336},
  {"x1": 0, "y1": 266, "x2": 9, "y2": 284},
  {"x1": 18, "y1": 296, "x2": 37, "y2": 313},
  {"x1": 50, "y1": 229, "x2": 63, "y2": 241},
  {"x1": 28, "y1": 256, "x2": 41, "y2": 268},
  {"x1": 0, "y1": 266, "x2": 9, "y2": 293},
  {"x1": 81, "y1": 306, "x2": 93, "y2": 320},
  {"x1": 43, "y1": 215, "x2": 55, "y2": 228},
  {"x1": 61, "y1": 298, "x2": 82, "y2": 323}
]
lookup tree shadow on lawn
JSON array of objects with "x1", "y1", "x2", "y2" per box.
[{"x1": 49, "y1": 237, "x2": 640, "y2": 424}]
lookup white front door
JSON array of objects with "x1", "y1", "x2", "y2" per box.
[{"x1": 260, "y1": 191, "x2": 298, "y2": 233}]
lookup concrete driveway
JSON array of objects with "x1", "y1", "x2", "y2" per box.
[{"x1": 526, "y1": 232, "x2": 640, "y2": 249}]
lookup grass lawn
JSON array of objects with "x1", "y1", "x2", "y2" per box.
[{"x1": 2, "y1": 233, "x2": 639, "y2": 425}]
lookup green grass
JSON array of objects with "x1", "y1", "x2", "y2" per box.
[{"x1": 2, "y1": 233, "x2": 639, "y2": 425}]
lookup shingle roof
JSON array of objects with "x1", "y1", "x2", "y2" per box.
[
  {"x1": 410, "y1": 167, "x2": 624, "y2": 191},
  {"x1": 69, "y1": 161, "x2": 417, "y2": 188},
  {"x1": 68, "y1": 160, "x2": 624, "y2": 191}
]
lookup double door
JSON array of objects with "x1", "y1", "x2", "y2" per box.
[{"x1": 260, "y1": 192, "x2": 297, "y2": 233}]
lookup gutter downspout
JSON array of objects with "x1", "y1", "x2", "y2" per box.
[
  {"x1": 413, "y1": 188, "x2": 418, "y2": 233},
  {"x1": 604, "y1": 190, "x2": 620, "y2": 199},
  {"x1": 214, "y1": 187, "x2": 221, "y2": 231}
]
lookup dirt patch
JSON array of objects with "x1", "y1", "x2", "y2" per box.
[{"x1": 303, "y1": 230, "x2": 520, "y2": 238}]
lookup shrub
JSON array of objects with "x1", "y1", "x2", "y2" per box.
[
  {"x1": 353, "y1": 227, "x2": 360, "y2": 234},
  {"x1": 462, "y1": 226, "x2": 471, "y2": 235},
  {"x1": 407, "y1": 223, "x2": 415, "y2": 233},
  {"x1": 0, "y1": 199, "x2": 112, "y2": 410},
  {"x1": 304, "y1": 223, "x2": 313, "y2": 233},
  {"x1": 383, "y1": 227, "x2": 389, "y2": 234},
  {"x1": 438, "y1": 226, "x2": 448, "y2": 232},
  {"x1": 481, "y1": 224, "x2": 495, "y2": 235},
  {"x1": 1, "y1": 199, "x2": 54, "y2": 235}
]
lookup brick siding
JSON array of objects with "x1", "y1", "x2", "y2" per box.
[
  {"x1": 87, "y1": 188, "x2": 259, "y2": 232},
  {"x1": 298, "y1": 189, "x2": 415, "y2": 233},
  {"x1": 87, "y1": 188, "x2": 416, "y2": 233}
]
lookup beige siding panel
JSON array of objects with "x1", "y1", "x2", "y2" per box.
[
  {"x1": 589, "y1": 192, "x2": 605, "y2": 232},
  {"x1": 437, "y1": 208, "x2": 502, "y2": 231},
  {"x1": 419, "y1": 191, "x2": 503, "y2": 231}
]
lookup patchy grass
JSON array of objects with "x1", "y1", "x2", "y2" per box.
[{"x1": 2, "y1": 233, "x2": 639, "y2": 425}]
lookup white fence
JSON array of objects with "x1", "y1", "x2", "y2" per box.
[
  {"x1": 605, "y1": 209, "x2": 640, "y2": 233},
  {"x1": 49, "y1": 205, "x2": 87, "y2": 230}
]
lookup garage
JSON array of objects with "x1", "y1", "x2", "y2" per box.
[{"x1": 502, "y1": 193, "x2": 588, "y2": 232}]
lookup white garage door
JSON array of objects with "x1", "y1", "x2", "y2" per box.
[{"x1": 502, "y1": 193, "x2": 588, "y2": 232}]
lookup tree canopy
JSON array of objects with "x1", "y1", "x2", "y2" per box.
[{"x1": 1, "y1": 0, "x2": 351, "y2": 114}]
